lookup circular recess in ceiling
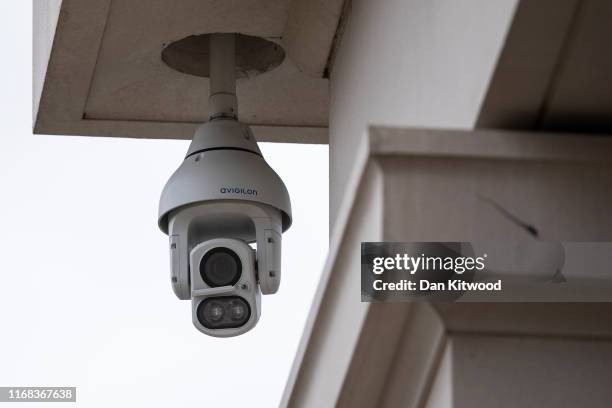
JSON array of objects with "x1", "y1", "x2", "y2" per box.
[{"x1": 162, "y1": 33, "x2": 285, "y2": 78}]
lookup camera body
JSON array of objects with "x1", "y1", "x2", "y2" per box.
[
  {"x1": 158, "y1": 119, "x2": 292, "y2": 337},
  {"x1": 190, "y1": 237, "x2": 260, "y2": 337}
]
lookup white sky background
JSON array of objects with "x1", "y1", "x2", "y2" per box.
[{"x1": 0, "y1": 3, "x2": 328, "y2": 407}]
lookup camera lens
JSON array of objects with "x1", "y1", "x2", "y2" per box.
[
  {"x1": 230, "y1": 303, "x2": 247, "y2": 321},
  {"x1": 197, "y1": 296, "x2": 251, "y2": 329},
  {"x1": 200, "y1": 248, "x2": 242, "y2": 287},
  {"x1": 207, "y1": 302, "x2": 224, "y2": 322}
]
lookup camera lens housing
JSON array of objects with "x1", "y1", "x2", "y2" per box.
[
  {"x1": 200, "y1": 247, "x2": 242, "y2": 287},
  {"x1": 197, "y1": 296, "x2": 252, "y2": 329},
  {"x1": 189, "y1": 237, "x2": 261, "y2": 337}
]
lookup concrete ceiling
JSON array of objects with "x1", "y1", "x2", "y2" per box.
[
  {"x1": 33, "y1": 0, "x2": 345, "y2": 143},
  {"x1": 35, "y1": 0, "x2": 611, "y2": 143}
]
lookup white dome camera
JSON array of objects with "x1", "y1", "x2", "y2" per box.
[
  {"x1": 158, "y1": 119, "x2": 292, "y2": 337},
  {"x1": 158, "y1": 34, "x2": 292, "y2": 337}
]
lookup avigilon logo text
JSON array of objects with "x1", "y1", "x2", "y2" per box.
[{"x1": 220, "y1": 187, "x2": 258, "y2": 196}]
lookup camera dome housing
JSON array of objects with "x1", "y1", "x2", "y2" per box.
[{"x1": 158, "y1": 119, "x2": 292, "y2": 233}]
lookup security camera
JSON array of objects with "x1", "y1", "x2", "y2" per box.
[
  {"x1": 157, "y1": 33, "x2": 291, "y2": 337},
  {"x1": 158, "y1": 119, "x2": 292, "y2": 337}
]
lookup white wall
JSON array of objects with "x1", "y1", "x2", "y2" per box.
[{"x1": 328, "y1": 0, "x2": 518, "y2": 224}]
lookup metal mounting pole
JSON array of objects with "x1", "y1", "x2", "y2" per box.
[{"x1": 209, "y1": 33, "x2": 238, "y2": 120}]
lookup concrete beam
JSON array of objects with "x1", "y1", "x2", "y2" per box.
[
  {"x1": 282, "y1": 126, "x2": 612, "y2": 407},
  {"x1": 477, "y1": 0, "x2": 612, "y2": 133},
  {"x1": 476, "y1": 0, "x2": 580, "y2": 129}
]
